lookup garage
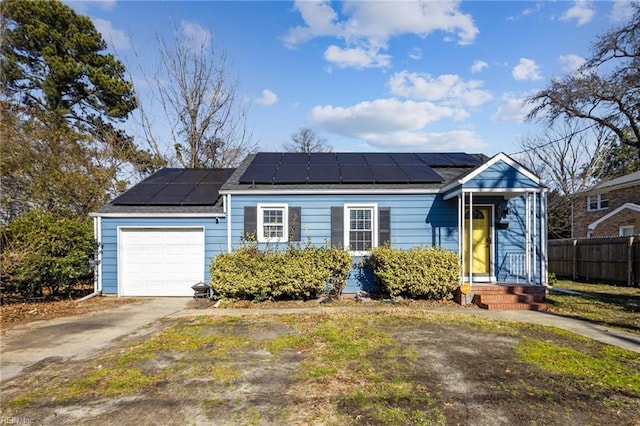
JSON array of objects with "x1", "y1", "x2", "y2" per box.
[{"x1": 119, "y1": 227, "x2": 205, "y2": 296}]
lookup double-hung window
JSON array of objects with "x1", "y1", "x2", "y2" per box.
[
  {"x1": 587, "y1": 193, "x2": 609, "y2": 211},
  {"x1": 257, "y1": 204, "x2": 288, "y2": 243},
  {"x1": 344, "y1": 204, "x2": 377, "y2": 255}
]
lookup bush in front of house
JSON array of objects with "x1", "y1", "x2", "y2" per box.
[
  {"x1": 369, "y1": 244, "x2": 461, "y2": 300},
  {"x1": 0, "y1": 211, "x2": 95, "y2": 298},
  {"x1": 209, "y1": 242, "x2": 352, "y2": 301}
]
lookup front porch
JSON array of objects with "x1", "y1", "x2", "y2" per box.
[{"x1": 454, "y1": 283, "x2": 547, "y2": 311}]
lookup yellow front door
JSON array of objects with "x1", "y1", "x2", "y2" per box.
[{"x1": 463, "y1": 207, "x2": 491, "y2": 275}]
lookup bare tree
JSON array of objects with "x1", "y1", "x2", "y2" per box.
[
  {"x1": 516, "y1": 123, "x2": 609, "y2": 239},
  {"x1": 526, "y1": 4, "x2": 639, "y2": 153},
  {"x1": 139, "y1": 24, "x2": 256, "y2": 168},
  {"x1": 284, "y1": 127, "x2": 332, "y2": 153}
]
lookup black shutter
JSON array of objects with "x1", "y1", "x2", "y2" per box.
[
  {"x1": 331, "y1": 206, "x2": 343, "y2": 249},
  {"x1": 244, "y1": 206, "x2": 257, "y2": 240},
  {"x1": 289, "y1": 207, "x2": 301, "y2": 242},
  {"x1": 379, "y1": 207, "x2": 391, "y2": 246}
]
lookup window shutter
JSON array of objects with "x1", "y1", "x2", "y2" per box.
[
  {"x1": 331, "y1": 206, "x2": 343, "y2": 249},
  {"x1": 379, "y1": 207, "x2": 391, "y2": 246},
  {"x1": 289, "y1": 207, "x2": 301, "y2": 241},
  {"x1": 244, "y1": 206, "x2": 257, "y2": 239}
]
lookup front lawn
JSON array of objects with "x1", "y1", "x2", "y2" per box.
[
  {"x1": 547, "y1": 279, "x2": 640, "y2": 335},
  {"x1": 2, "y1": 312, "x2": 638, "y2": 425}
]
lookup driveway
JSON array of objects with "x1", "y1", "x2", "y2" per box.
[{"x1": 0, "y1": 298, "x2": 189, "y2": 384}]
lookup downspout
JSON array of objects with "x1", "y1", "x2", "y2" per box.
[
  {"x1": 226, "y1": 194, "x2": 232, "y2": 253},
  {"x1": 533, "y1": 191, "x2": 537, "y2": 284},
  {"x1": 458, "y1": 193, "x2": 463, "y2": 284},
  {"x1": 541, "y1": 190, "x2": 549, "y2": 287},
  {"x1": 468, "y1": 190, "x2": 473, "y2": 285},
  {"x1": 79, "y1": 216, "x2": 103, "y2": 302}
]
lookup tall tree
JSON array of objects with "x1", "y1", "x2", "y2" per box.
[
  {"x1": 594, "y1": 137, "x2": 640, "y2": 180},
  {"x1": 284, "y1": 127, "x2": 332, "y2": 153},
  {"x1": 526, "y1": 4, "x2": 640, "y2": 153},
  {"x1": 138, "y1": 23, "x2": 256, "y2": 168},
  {"x1": 517, "y1": 124, "x2": 609, "y2": 239},
  {"x1": 1, "y1": 0, "x2": 156, "y2": 220}
]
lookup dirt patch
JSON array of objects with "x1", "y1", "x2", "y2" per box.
[
  {"x1": 0, "y1": 297, "x2": 139, "y2": 332},
  {"x1": 1, "y1": 313, "x2": 638, "y2": 425}
]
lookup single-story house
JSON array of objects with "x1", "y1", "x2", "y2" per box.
[{"x1": 90, "y1": 152, "x2": 548, "y2": 297}]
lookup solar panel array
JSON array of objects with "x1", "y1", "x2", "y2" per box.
[
  {"x1": 239, "y1": 153, "x2": 481, "y2": 185},
  {"x1": 112, "y1": 168, "x2": 235, "y2": 205}
]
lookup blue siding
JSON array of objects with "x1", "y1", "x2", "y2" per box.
[
  {"x1": 465, "y1": 161, "x2": 539, "y2": 189},
  {"x1": 230, "y1": 193, "x2": 460, "y2": 292},
  {"x1": 99, "y1": 217, "x2": 227, "y2": 295}
]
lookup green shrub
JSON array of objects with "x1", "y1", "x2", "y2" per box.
[
  {"x1": 0, "y1": 211, "x2": 95, "y2": 298},
  {"x1": 209, "y1": 242, "x2": 352, "y2": 301},
  {"x1": 369, "y1": 245, "x2": 461, "y2": 300}
]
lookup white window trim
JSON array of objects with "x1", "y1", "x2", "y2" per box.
[
  {"x1": 620, "y1": 225, "x2": 634, "y2": 236},
  {"x1": 587, "y1": 193, "x2": 609, "y2": 212},
  {"x1": 344, "y1": 203, "x2": 378, "y2": 256},
  {"x1": 257, "y1": 204, "x2": 288, "y2": 243}
]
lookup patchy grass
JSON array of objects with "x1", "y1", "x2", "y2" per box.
[
  {"x1": 547, "y1": 279, "x2": 640, "y2": 335},
  {"x1": 3, "y1": 312, "x2": 639, "y2": 425}
]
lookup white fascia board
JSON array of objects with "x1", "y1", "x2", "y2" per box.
[
  {"x1": 443, "y1": 187, "x2": 545, "y2": 200},
  {"x1": 441, "y1": 152, "x2": 542, "y2": 194},
  {"x1": 219, "y1": 188, "x2": 441, "y2": 196},
  {"x1": 588, "y1": 203, "x2": 640, "y2": 230},
  {"x1": 89, "y1": 212, "x2": 226, "y2": 218}
]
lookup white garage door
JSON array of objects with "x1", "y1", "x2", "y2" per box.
[{"x1": 119, "y1": 227, "x2": 205, "y2": 296}]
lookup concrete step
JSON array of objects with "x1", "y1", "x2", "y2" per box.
[
  {"x1": 475, "y1": 293, "x2": 545, "y2": 304},
  {"x1": 476, "y1": 301, "x2": 548, "y2": 311}
]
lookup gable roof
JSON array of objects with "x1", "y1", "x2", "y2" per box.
[
  {"x1": 588, "y1": 203, "x2": 640, "y2": 231},
  {"x1": 221, "y1": 152, "x2": 489, "y2": 194},
  {"x1": 91, "y1": 168, "x2": 235, "y2": 216}
]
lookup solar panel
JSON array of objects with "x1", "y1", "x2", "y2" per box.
[
  {"x1": 371, "y1": 165, "x2": 409, "y2": 182},
  {"x1": 182, "y1": 183, "x2": 219, "y2": 204},
  {"x1": 172, "y1": 169, "x2": 210, "y2": 184},
  {"x1": 251, "y1": 152, "x2": 283, "y2": 165},
  {"x1": 111, "y1": 183, "x2": 166, "y2": 205},
  {"x1": 280, "y1": 153, "x2": 309, "y2": 165},
  {"x1": 308, "y1": 164, "x2": 341, "y2": 183},
  {"x1": 202, "y1": 169, "x2": 236, "y2": 184},
  {"x1": 309, "y1": 153, "x2": 337, "y2": 165},
  {"x1": 443, "y1": 153, "x2": 482, "y2": 166},
  {"x1": 340, "y1": 165, "x2": 375, "y2": 183},
  {"x1": 273, "y1": 165, "x2": 308, "y2": 183},
  {"x1": 336, "y1": 153, "x2": 367, "y2": 165},
  {"x1": 364, "y1": 153, "x2": 395, "y2": 165},
  {"x1": 390, "y1": 153, "x2": 422, "y2": 165},
  {"x1": 144, "y1": 169, "x2": 184, "y2": 184},
  {"x1": 238, "y1": 164, "x2": 277, "y2": 184},
  {"x1": 415, "y1": 153, "x2": 457, "y2": 167},
  {"x1": 149, "y1": 184, "x2": 196, "y2": 204},
  {"x1": 400, "y1": 165, "x2": 443, "y2": 182}
]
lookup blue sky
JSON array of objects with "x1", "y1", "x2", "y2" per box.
[{"x1": 66, "y1": 0, "x2": 638, "y2": 156}]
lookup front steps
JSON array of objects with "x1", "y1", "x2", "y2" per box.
[{"x1": 455, "y1": 284, "x2": 547, "y2": 311}]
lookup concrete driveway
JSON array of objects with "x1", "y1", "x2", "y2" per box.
[{"x1": 0, "y1": 298, "x2": 189, "y2": 384}]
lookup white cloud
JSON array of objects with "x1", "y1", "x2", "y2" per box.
[
  {"x1": 181, "y1": 20, "x2": 212, "y2": 47},
  {"x1": 255, "y1": 89, "x2": 278, "y2": 106},
  {"x1": 408, "y1": 47, "x2": 423, "y2": 61},
  {"x1": 362, "y1": 130, "x2": 486, "y2": 152},
  {"x1": 512, "y1": 58, "x2": 542, "y2": 81},
  {"x1": 309, "y1": 98, "x2": 461, "y2": 137},
  {"x1": 560, "y1": 1, "x2": 596, "y2": 26},
  {"x1": 610, "y1": 0, "x2": 637, "y2": 22},
  {"x1": 284, "y1": 0, "x2": 478, "y2": 69},
  {"x1": 470, "y1": 60, "x2": 489, "y2": 73},
  {"x1": 388, "y1": 71, "x2": 493, "y2": 107},
  {"x1": 93, "y1": 18, "x2": 130, "y2": 51},
  {"x1": 324, "y1": 45, "x2": 391, "y2": 69},
  {"x1": 558, "y1": 54, "x2": 586, "y2": 73},
  {"x1": 491, "y1": 93, "x2": 534, "y2": 123}
]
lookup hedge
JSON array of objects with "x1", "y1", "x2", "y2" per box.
[
  {"x1": 369, "y1": 244, "x2": 461, "y2": 299},
  {"x1": 209, "y1": 242, "x2": 352, "y2": 301}
]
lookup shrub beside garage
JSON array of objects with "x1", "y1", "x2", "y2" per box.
[
  {"x1": 369, "y1": 245, "x2": 461, "y2": 300},
  {"x1": 209, "y1": 243, "x2": 352, "y2": 301}
]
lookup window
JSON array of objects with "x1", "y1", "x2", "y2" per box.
[
  {"x1": 257, "y1": 204, "x2": 288, "y2": 242},
  {"x1": 587, "y1": 193, "x2": 609, "y2": 211},
  {"x1": 620, "y1": 226, "x2": 634, "y2": 236},
  {"x1": 344, "y1": 204, "x2": 377, "y2": 254}
]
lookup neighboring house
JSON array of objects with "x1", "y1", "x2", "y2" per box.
[
  {"x1": 90, "y1": 152, "x2": 548, "y2": 297},
  {"x1": 571, "y1": 171, "x2": 640, "y2": 238}
]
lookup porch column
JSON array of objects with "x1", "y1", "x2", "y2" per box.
[
  {"x1": 533, "y1": 190, "x2": 537, "y2": 284},
  {"x1": 541, "y1": 190, "x2": 548, "y2": 285},
  {"x1": 525, "y1": 192, "x2": 531, "y2": 284},
  {"x1": 458, "y1": 193, "x2": 463, "y2": 284},
  {"x1": 468, "y1": 190, "x2": 473, "y2": 285}
]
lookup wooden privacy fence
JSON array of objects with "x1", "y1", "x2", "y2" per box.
[{"x1": 548, "y1": 236, "x2": 639, "y2": 286}]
